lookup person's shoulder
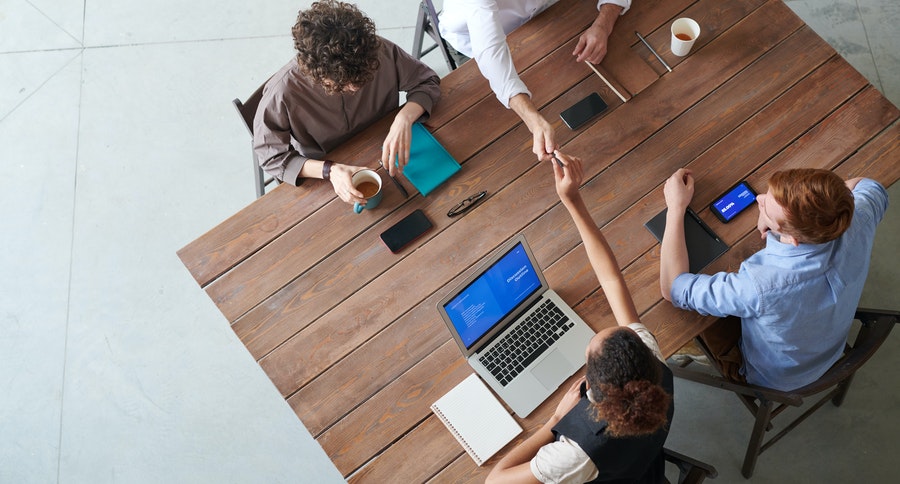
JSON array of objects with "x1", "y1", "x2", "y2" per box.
[
  {"x1": 628, "y1": 323, "x2": 665, "y2": 361},
  {"x1": 853, "y1": 178, "x2": 888, "y2": 200}
]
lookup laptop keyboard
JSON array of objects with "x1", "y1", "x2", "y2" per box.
[{"x1": 478, "y1": 299, "x2": 574, "y2": 386}]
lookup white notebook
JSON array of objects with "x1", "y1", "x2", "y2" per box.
[{"x1": 431, "y1": 374, "x2": 523, "y2": 465}]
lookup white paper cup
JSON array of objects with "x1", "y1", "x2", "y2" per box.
[{"x1": 671, "y1": 18, "x2": 701, "y2": 57}]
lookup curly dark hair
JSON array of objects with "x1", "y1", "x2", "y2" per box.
[
  {"x1": 586, "y1": 328, "x2": 671, "y2": 437},
  {"x1": 292, "y1": 0, "x2": 381, "y2": 94}
]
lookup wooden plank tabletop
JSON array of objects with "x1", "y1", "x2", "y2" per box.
[{"x1": 176, "y1": 0, "x2": 900, "y2": 481}]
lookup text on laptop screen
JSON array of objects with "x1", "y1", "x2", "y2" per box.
[{"x1": 443, "y1": 242, "x2": 542, "y2": 349}]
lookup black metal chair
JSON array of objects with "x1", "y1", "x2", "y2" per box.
[
  {"x1": 412, "y1": 0, "x2": 459, "y2": 72},
  {"x1": 663, "y1": 448, "x2": 718, "y2": 484},
  {"x1": 670, "y1": 307, "x2": 899, "y2": 478},
  {"x1": 232, "y1": 82, "x2": 279, "y2": 199}
]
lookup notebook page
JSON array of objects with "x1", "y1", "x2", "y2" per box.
[{"x1": 431, "y1": 374, "x2": 522, "y2": 465}]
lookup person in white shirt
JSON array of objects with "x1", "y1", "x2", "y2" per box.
[{"x1": 439, "y1": 0, "x2": 631, "y2": 161}]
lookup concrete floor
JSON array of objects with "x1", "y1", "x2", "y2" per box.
[{"x1": 1, "y1": 0, "x2": 896, "y2": 482}]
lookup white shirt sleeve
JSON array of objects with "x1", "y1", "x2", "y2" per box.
[
  {"x1": 597, "y1": 0, "x2": 631, "y2": 15},
  {"x1": 628, "y1": 322, "x2": 665, "y2": 362},
  {"x1": 530, "y1": 435, "x2": 599, "y2": 483},
  {"x1": 463, "y1": 0, "x2": 531, "y2": 108}
]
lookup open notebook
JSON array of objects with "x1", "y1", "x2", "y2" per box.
[{"x1": 431, "y1": 374, "x2": 522, "y2": 466}]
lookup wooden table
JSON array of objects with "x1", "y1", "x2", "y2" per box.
[{"x1": 178, "y1": 0, "x2": 899, "y2": 480}]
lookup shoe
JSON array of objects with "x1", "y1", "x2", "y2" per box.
[{"x1": 671, "y1": 340, "x2": 710, "y2": 366}]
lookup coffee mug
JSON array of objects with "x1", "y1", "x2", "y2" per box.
[{"x1": 352, "y1": 169, "x2": 383, "y2": 213}]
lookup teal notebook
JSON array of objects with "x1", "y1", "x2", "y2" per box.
[{"x1": 402, "y1": 123, "x2": 461, "y2": 196}]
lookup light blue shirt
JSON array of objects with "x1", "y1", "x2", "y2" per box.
[{"x1": 671, "y1": 179, "x2": 888, "y2": 391}]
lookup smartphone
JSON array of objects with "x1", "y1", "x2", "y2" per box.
[
  {"x1": 380, "y1": 209, "x2": 434, "y2": 253},
  {"x1": 559, "y1": 92, "x2": 608, "y2": 130},
  {"x1": 710, "y1": 180, "x2": 758, "y2": 223}
]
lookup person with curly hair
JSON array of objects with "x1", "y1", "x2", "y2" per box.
[
  {"x1": 253, "y1": 0, "x2": 440, "y2": 205},
  {"x1": 660, "y1": 168, "x2": 888, "y2": 391},
  {"x1": 487, "y1": 152, "x2": 673, "y2": 484}
]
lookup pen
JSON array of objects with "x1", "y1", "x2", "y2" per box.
[
  {"x1": 584, "y1": 61, "x2": 628, "y2": 103},
  {"x1": 551, "y1": 154, "x2": 564, "y2": 168},
  {"x1": 635, "y1": 31, "x2": 673, "y2": 73},
  {"x1": 687, "y1": 208, "x2": 721, "y2": 242},
  {"x1": 378, "y1": 159, "x2": 409, "y2": 198}
]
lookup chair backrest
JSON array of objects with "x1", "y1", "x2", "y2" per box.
[
  {"x1": 749, "y1": 307, "x2": 897, "y2": 402},
  {"x1": 232, "y1": 82, "x2": 266, "y2": 136},
  {"x1": 670, "y1": 307, "x2": 899, "y2": 478},
  {"x1": 233, "y1": 81, "x2": 277, "y2": 198}
]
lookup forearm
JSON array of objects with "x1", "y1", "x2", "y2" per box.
[
  {"x1": 298, "y1": 159, "x2": 325, "y2": 181},
  {"x1": 508, "y1": 94, "x2": 543, "y2": 130},
  {"x1": 486, "y1": 419, "x2": 557, "y2": 484},
  {"x1": 396, "y1": 101, "x2": 425, "y2": 125},
  {"x1": 563, "y1": 197, "x2": 639, "y2": 325},
  {"x1": 660, "y1": 210, "x2": 690, "y2": 300},
  {"x1": 591, "y1": 4, "x2": 623, "y2": 39}
]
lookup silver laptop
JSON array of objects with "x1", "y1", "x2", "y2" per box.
[{"x1": 437, "y1": 234, "x2": 595, "y2": 417}]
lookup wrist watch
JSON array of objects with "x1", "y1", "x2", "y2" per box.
[{"x1": 322, "y1": 160, "x2": 334, "y2": 181}]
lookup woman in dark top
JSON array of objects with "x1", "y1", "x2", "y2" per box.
[{"x1": 486, "y1": 152, "x2": 673, "y2": 484}]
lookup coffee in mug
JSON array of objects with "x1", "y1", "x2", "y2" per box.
[
  {"x1": 351, "y1": 169, "x2": 383, "y2": 213},
  {"x1": 356, "y1": 181, "x2": 380, "y2": 198}
]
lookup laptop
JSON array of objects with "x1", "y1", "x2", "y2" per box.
[{"x1": 437, "y1": 235, "x2": 595, "y2": 417}]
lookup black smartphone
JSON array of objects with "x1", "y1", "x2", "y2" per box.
[
  {"x1": 710, "y1": 180, "x2": 758, "y2": 223},
  {"x1": 559, "y1": 92, "x2": 608, "y2": 130},
  {"x1": 380, "y1": 209, "x2": 434, "y2": 253}
]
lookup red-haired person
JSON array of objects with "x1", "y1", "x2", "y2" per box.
[
  {"x1": 660, "y1": 168, "x2": 888, "y2": 391},
  {"x1": 487, "y1": 153, "x2": 673, "y2": 484},
  {"x1": 254, "y1": 0, "x2": 440, "y2": 205}
]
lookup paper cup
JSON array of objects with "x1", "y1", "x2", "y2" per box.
[{"x1": 671, "y1": 18, "x2": 700, "y2": 57}]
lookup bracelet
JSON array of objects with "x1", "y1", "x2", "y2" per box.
[{"x1": 322, "y1": 160, "x2": 334, "y2": 181}]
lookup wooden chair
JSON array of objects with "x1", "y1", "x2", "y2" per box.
[
  {"x1": 232, "y1": 82, "x2": 279, "y2": 199},
  {"x1": 670, "y1": 307, "x2": 899, "y2": 478},
  {"x1": 412, "y1": 0, "x2": 458, "y2": 72},
  {"x1": 663, "y1": 448, "x2": 718, "y2": 484}
]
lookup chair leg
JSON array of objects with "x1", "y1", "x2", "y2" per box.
[
  {"x1": 742, "y1": 397, "x2": 773, "y2": 479},
  {"x1": 253, "y1": 150, "x2": 265, "y2": 199},
  {"x1": 412, "y1": 2, "x2": 428, "y2": 60},
  {"x1": 831, "y1": 373, "x2": 855, "y2": 407}
]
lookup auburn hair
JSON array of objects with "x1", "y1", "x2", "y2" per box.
[
  {"x1": 586, "y1": 329, "x2": 671, "y2": 437},
  {"x1": 768, "y1": 169, "x2": 854, "y2": 244},
  {"x1": 292, "y1": 0, "x2": 381, "y2": 94}
]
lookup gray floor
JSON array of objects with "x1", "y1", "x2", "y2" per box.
[{"x1": 0, "y1": 0, "x2": 896, "y2": 482}]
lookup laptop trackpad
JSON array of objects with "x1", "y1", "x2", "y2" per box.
[{"x1": 532, "y1": 349, "x2": 575, "y2": 390}]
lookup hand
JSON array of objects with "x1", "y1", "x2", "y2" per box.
[
  {"x1": 381, "y1": 114, "x2": 414, "y2": 177},
  {"x1": 531, "y1": 114, "x2": 557, "y2": 161},
  {"x1": 508, "y1": 94, "x2": 557, "y2": 161},
  {"x1": 552, "y1": 151, "x2": 584, "y2": 205},
  {"x1": 664, "y1": 168, "x2": 694, "y2": 213},
  {"x1": 553, "y1": 376, "x2": 585, "y2": 422},
  {"x1": 329, "y1": 163, "x2": 366, "y2": 205},
  {"x1": 573, "y1": 25, "x2": 611, "y2": 64},
  {"x1": 757, "y1": 217, "x2": 771, "y2": 240}
]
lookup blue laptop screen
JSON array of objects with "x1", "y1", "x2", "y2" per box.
[{"x1": 443, "y1": 242, "x2": 542, "y2": 349}]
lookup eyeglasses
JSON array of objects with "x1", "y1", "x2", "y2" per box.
[{"x1": 447, "y1": 191, "x2": 487, "y2": 217}]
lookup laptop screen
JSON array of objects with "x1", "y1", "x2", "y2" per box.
[{"x1": 442, "y1": 242, "x2": 542, "y2": 349}]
